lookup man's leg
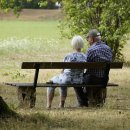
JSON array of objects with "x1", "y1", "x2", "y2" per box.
[
  {"x1": 93, "y1": 87, "x2": 107, "y2": 106},
  {"x1": 86, "y1": 87, "x2": 97, "y2": 107},
  {"x1": 84, "y1": 75, "x2": 107, "y2": 107},
  {"x1": 74, "y1": 87, "x2": 88, "y2": 107}
]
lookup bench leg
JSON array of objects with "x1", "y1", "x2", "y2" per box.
[
  {"x1": 17, "y1": 87, "x2": 36, "y2": 108},
  {"x1": 87, "y1": 87, "x2": 106, "y2": 107}
]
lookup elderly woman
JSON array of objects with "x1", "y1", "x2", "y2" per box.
[{"x1": 47, "y1": 35, "x2": 86, "y2": 108}]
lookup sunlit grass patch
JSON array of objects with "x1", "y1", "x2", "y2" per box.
[{"x1": 0, "y1": 37, "x2": 69, "y2": 56}]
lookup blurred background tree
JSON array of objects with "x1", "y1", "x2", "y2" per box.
[{"x1": 0, "y1": 0, "x2": 62, "y2": 12}]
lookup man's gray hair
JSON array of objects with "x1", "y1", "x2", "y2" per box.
[{"x1": 71, "y1": 35, "x2": 84, "y2": 49}]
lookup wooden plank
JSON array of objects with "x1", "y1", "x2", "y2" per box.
[
  {"x1": 22, "y1": 62, "x2": 123, "y2": 69},
  {"x1": 110, "y1": 62, "x2": 123, "y2": 69},
  {"x1": 5, "y1": 82, "x2": 118, "y2": 87},
  {"x1": 22, "y1": 62, "x2": 106, "y2": 69}
]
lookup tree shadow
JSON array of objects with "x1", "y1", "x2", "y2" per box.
[
  {"x1": 0, "y1": 99, "x2": 128, "y2": 130},
  {"x1": 0, "y1": 101, "x2": 82, "y2": 130},
  {"x1": 0, "y1": 96, "x2": 19, "y2": 118}
]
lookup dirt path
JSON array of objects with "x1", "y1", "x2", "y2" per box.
[{"x1": 0, "y1": 9, "x2": 62, "y2": 21}]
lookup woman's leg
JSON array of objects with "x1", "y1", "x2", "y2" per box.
[
  {"x1": 47, "y1": 87, "x2": 55, "y2": 108},
  {"x1": 59, "y1": 87, "x2": 67, "y2": 108}
]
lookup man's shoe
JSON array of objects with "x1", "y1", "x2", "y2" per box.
[
  {"x1": 76, "y1": 103, "x2": 88, "y2": 107},
  {"x1": 76, "y1": 104, "x2": 85, "y2": 107}
]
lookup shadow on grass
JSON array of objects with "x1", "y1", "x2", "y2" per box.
[
  {"x1": 0, "y1": 110, "x2": 81, "y2": 130},
  {"x1": 0, "y1": 100, "x2": 129, "y2": 130},
  {"x1": 0, "y1": 96, "x2": 18, "y2": 118},
  {"x1": 0, "y1": 98, "x2": 80, "y2": 130}
]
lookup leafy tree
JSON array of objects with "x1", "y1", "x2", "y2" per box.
[
  {"x1": 0, "y1": 0, "x2": 22, "y2": 14},
  {"x1": 61, "y1": 0, "x2": 130, "y2": 60},
  {"x1": 39, "y1": 0, "x2": 57, "y2": 9}
]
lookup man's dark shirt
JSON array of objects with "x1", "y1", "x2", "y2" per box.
[{"x1": 85, "y1": 41, "x2": 113, "y2": 78}]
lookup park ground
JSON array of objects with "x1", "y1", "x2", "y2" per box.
[{"x1": 0, "y1": 9, "x2": 130, "y2": 130}]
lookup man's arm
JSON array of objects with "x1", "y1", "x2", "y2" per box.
[{"x1": 85, "y1": 49, "x2": 94, "y2": 62}]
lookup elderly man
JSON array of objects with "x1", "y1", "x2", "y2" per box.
[{"x1": 74, "y1": 29, "x2": 113, "y2": 107}]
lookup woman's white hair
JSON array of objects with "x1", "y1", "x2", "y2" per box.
[{"x1": 71, "y1": 35, "x2": 84, "y2": 49}]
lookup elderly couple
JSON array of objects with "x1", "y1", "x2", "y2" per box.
[{"x1": 47, "y1": 29, "x2": 113, "y2": 108}]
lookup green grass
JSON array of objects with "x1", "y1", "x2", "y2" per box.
[
  {"x1": 0, "y1": 20, "x2": 60, "y2": 39},
  {"x1": 0, "y1": 20, "x2": 130, "y2": 130},
  {"x1": 0, "y1": 20, "x2": 71, "y2": 69}
]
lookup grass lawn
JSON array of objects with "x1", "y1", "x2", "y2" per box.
[{"x1": 0, "y1": 20, "x2": 130, "y2": 130}]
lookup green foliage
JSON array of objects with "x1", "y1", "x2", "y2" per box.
[
  {"x1": 21, "y1": 0, "x2": 41, "y2": 9},
  {"x1": 0, "y1": 0, "x2": 60, "y2": 10},
  {"x1": 0, "y1": 0, "x2": 22, "y2": 15},
  {"x1": 39, "y1": 0, "x2": 59, "y2": 9},
  {"x1": 62, "y1": 0, "x2": 130, "y2": 61},
  {"x1": 39, "y1": 0, "x2": 48, "y2": 8}
]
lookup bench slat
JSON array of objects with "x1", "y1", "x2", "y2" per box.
[
  {"x1": 110, "y1": 62, "x2": 123, "y2": 69},
  {"x1": 22, "y1": 62, "x2": 123, "y2": 69},
  {"x1": 5, "y1": 82, "x2": 118, "y2": 87},
  {"x1": 22, "y1": 62, "x2": 106, "y2": 69}
]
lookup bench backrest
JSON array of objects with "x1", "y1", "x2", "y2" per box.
[
  {"x1": 21, "y1": 62, "x2": 123, "y2": 88},
  {"x1": 22, "y1": 62, "x2": 123, "y2": 69}
]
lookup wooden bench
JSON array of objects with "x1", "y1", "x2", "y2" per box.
[{"x1": 5, "y1": 62, "x2": 123, "y2": 108}]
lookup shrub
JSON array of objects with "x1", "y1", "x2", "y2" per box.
[{"x1": 61, "y1": 0, "x2": 130, "y2": 61}]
